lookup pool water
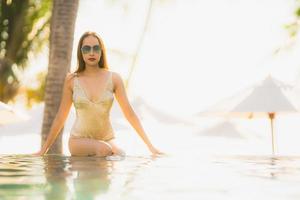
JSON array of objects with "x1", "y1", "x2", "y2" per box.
[{"x1": 1, "y1": 153, "x2": 300, "y2": 200}]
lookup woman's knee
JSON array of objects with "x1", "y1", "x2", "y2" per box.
[{"x1": 94, "y1": 141, "x2": 113, "y2": 157}]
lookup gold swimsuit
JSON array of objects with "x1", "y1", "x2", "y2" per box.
[{"x1": 70, "y1": 72, "x2": 115, "y2": 141}]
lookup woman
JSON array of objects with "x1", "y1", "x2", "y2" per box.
[{"x1": 35, "y1": 31, "x2": 162, "y2": 157}]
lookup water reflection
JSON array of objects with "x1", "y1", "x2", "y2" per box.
[
  {"x1": 43, "y1": 155, "x2": 70, "y2": 200},
  {"x1": 0, "y1": 155, "x2": 46, "y2": 199},
  {"x1": 0, "y1": 154, "x2": 115, "y2": 199},
  {"x1": 120, "y1": 156, "x2": 157, "y2": 197},
  {"x1": 1, "y1": 154, "x2": 300, "y2": 199},
  {"x1": 217, "y1": 155, "x2": 300, "y2": 181},
  {"x1": 43, "y1": 154, "x2": 115, "y2": 199},
  {"x1": 69, "y1": 156, "x2": 113, "y2": 199}
]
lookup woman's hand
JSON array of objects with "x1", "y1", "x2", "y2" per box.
[
  {"x1": 32, "y1": 150, "x2": 45, "y2": 156},
  {"x1": 148, "y1": 146, "x2": 164, "y2": 156}
]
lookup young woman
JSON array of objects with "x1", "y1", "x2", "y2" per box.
[{"x1": 35, "y1": 31, "x2": 162, "y2": 157}]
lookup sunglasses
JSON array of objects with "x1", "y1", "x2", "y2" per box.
[{"x1": 81, "y1": 45, "x2": 101, "y2": 54}]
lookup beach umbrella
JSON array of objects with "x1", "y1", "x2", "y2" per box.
[
  {"x1": 197, "y1": 76, "x2": 299, "y2": 154},
  {"x1": 197, "y1": 120, "x2": 261, "y2": 140},
  {"x1": 0, "y1": 101, "x2": 29, "y2": 125}
]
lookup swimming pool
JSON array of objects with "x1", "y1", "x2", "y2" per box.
[{"x1": 1, "y1": 152, "x2": 300, "y2": 200}]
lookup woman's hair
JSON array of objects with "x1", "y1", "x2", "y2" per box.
[{"x1": 75, "y1": 31, "x2": 109, "y2": 73}]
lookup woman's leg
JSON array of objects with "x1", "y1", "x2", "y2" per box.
[
  {"x1": 106, "y1": 139, "x2": 125, "y2": 156},
  {"x1": 68, "y1": 137, "x2": 113, "y2": 157}
]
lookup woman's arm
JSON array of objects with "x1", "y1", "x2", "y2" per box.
[
  {"x1": 35, "y1": 73, "x2": 74, "y2": 155},
  {"x1": 113, "y1": 72, "x2": 163, "y2": 155}
]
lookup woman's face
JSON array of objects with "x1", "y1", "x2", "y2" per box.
[{"x1": 81, "y1": 35, "x2": 102, "y2": 67}]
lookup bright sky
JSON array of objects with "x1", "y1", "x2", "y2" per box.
[{"x1": 26, "y1": 0, "x2": 300, "y2": 115}]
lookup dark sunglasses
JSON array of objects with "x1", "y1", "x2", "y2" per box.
[{"x1": 81, "y1": 45, "x2": 101, "y2": 54}]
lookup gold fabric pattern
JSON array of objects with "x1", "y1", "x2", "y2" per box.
[{"x1": 70, "y1": 72, "x2": 115, "y2": 141}]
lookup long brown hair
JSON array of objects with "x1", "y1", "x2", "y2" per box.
[{"x1": 75, "y1": 31, "x2": 109, "y2": 73}]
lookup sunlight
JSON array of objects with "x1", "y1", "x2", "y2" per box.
[
  {"x1": 4, "y1": 1, "x2": 300, "y2": 199},
  {"x1": 8, "y1": 0, "x2": 300, "y2": 155},
  {"x1": 128, "y1": 0, "x2": 297, "y2": 115},
  {"x1": 23, "y1": 0, "x2": 298, "y2": 116}
]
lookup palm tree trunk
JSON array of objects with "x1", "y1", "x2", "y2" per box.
[{"x1": 41, "y1": 0, "x2": 79, "y2": 154}]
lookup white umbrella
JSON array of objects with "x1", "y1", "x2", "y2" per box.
[
  {"x1": 197, "y1": 76, "x2": 299, "y2": 154},
  {"x1": 0, "y1": 101, "x2": 29, "y2": 125},
  {"x1": 197, "y1": 120, "x2": 261, "y2": 140}
]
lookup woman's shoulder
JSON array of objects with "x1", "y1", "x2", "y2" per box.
[
  {"x1": 65, "y1": 72, "x2": 78, "y2": 81},
  {"x1": 110, "y1": 71, "x2": 126, "y2": 91},
  {"x1": 109, "y1": 70, "x2": 122, "y2": 80},
  {"x1": 65, "y1": 72, "x2": 77, "y2": 89}
]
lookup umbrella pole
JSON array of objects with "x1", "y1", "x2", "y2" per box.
[{"x1": 268, "y1": 113, "x2": 275, "y2": 155}]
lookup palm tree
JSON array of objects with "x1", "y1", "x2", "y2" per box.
[
  {"x1": 125, "y1": 0, "x2": 173, "y2": 89},
  {"x1": 41, "y1": 0, "x2": 79, "y2": 154},
  {"x1": 0, "y1": 0, "x2": 51, "y2": 102},
  {"x1": 126, "y1": 0, "x2": 154, "y2": 89}
]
